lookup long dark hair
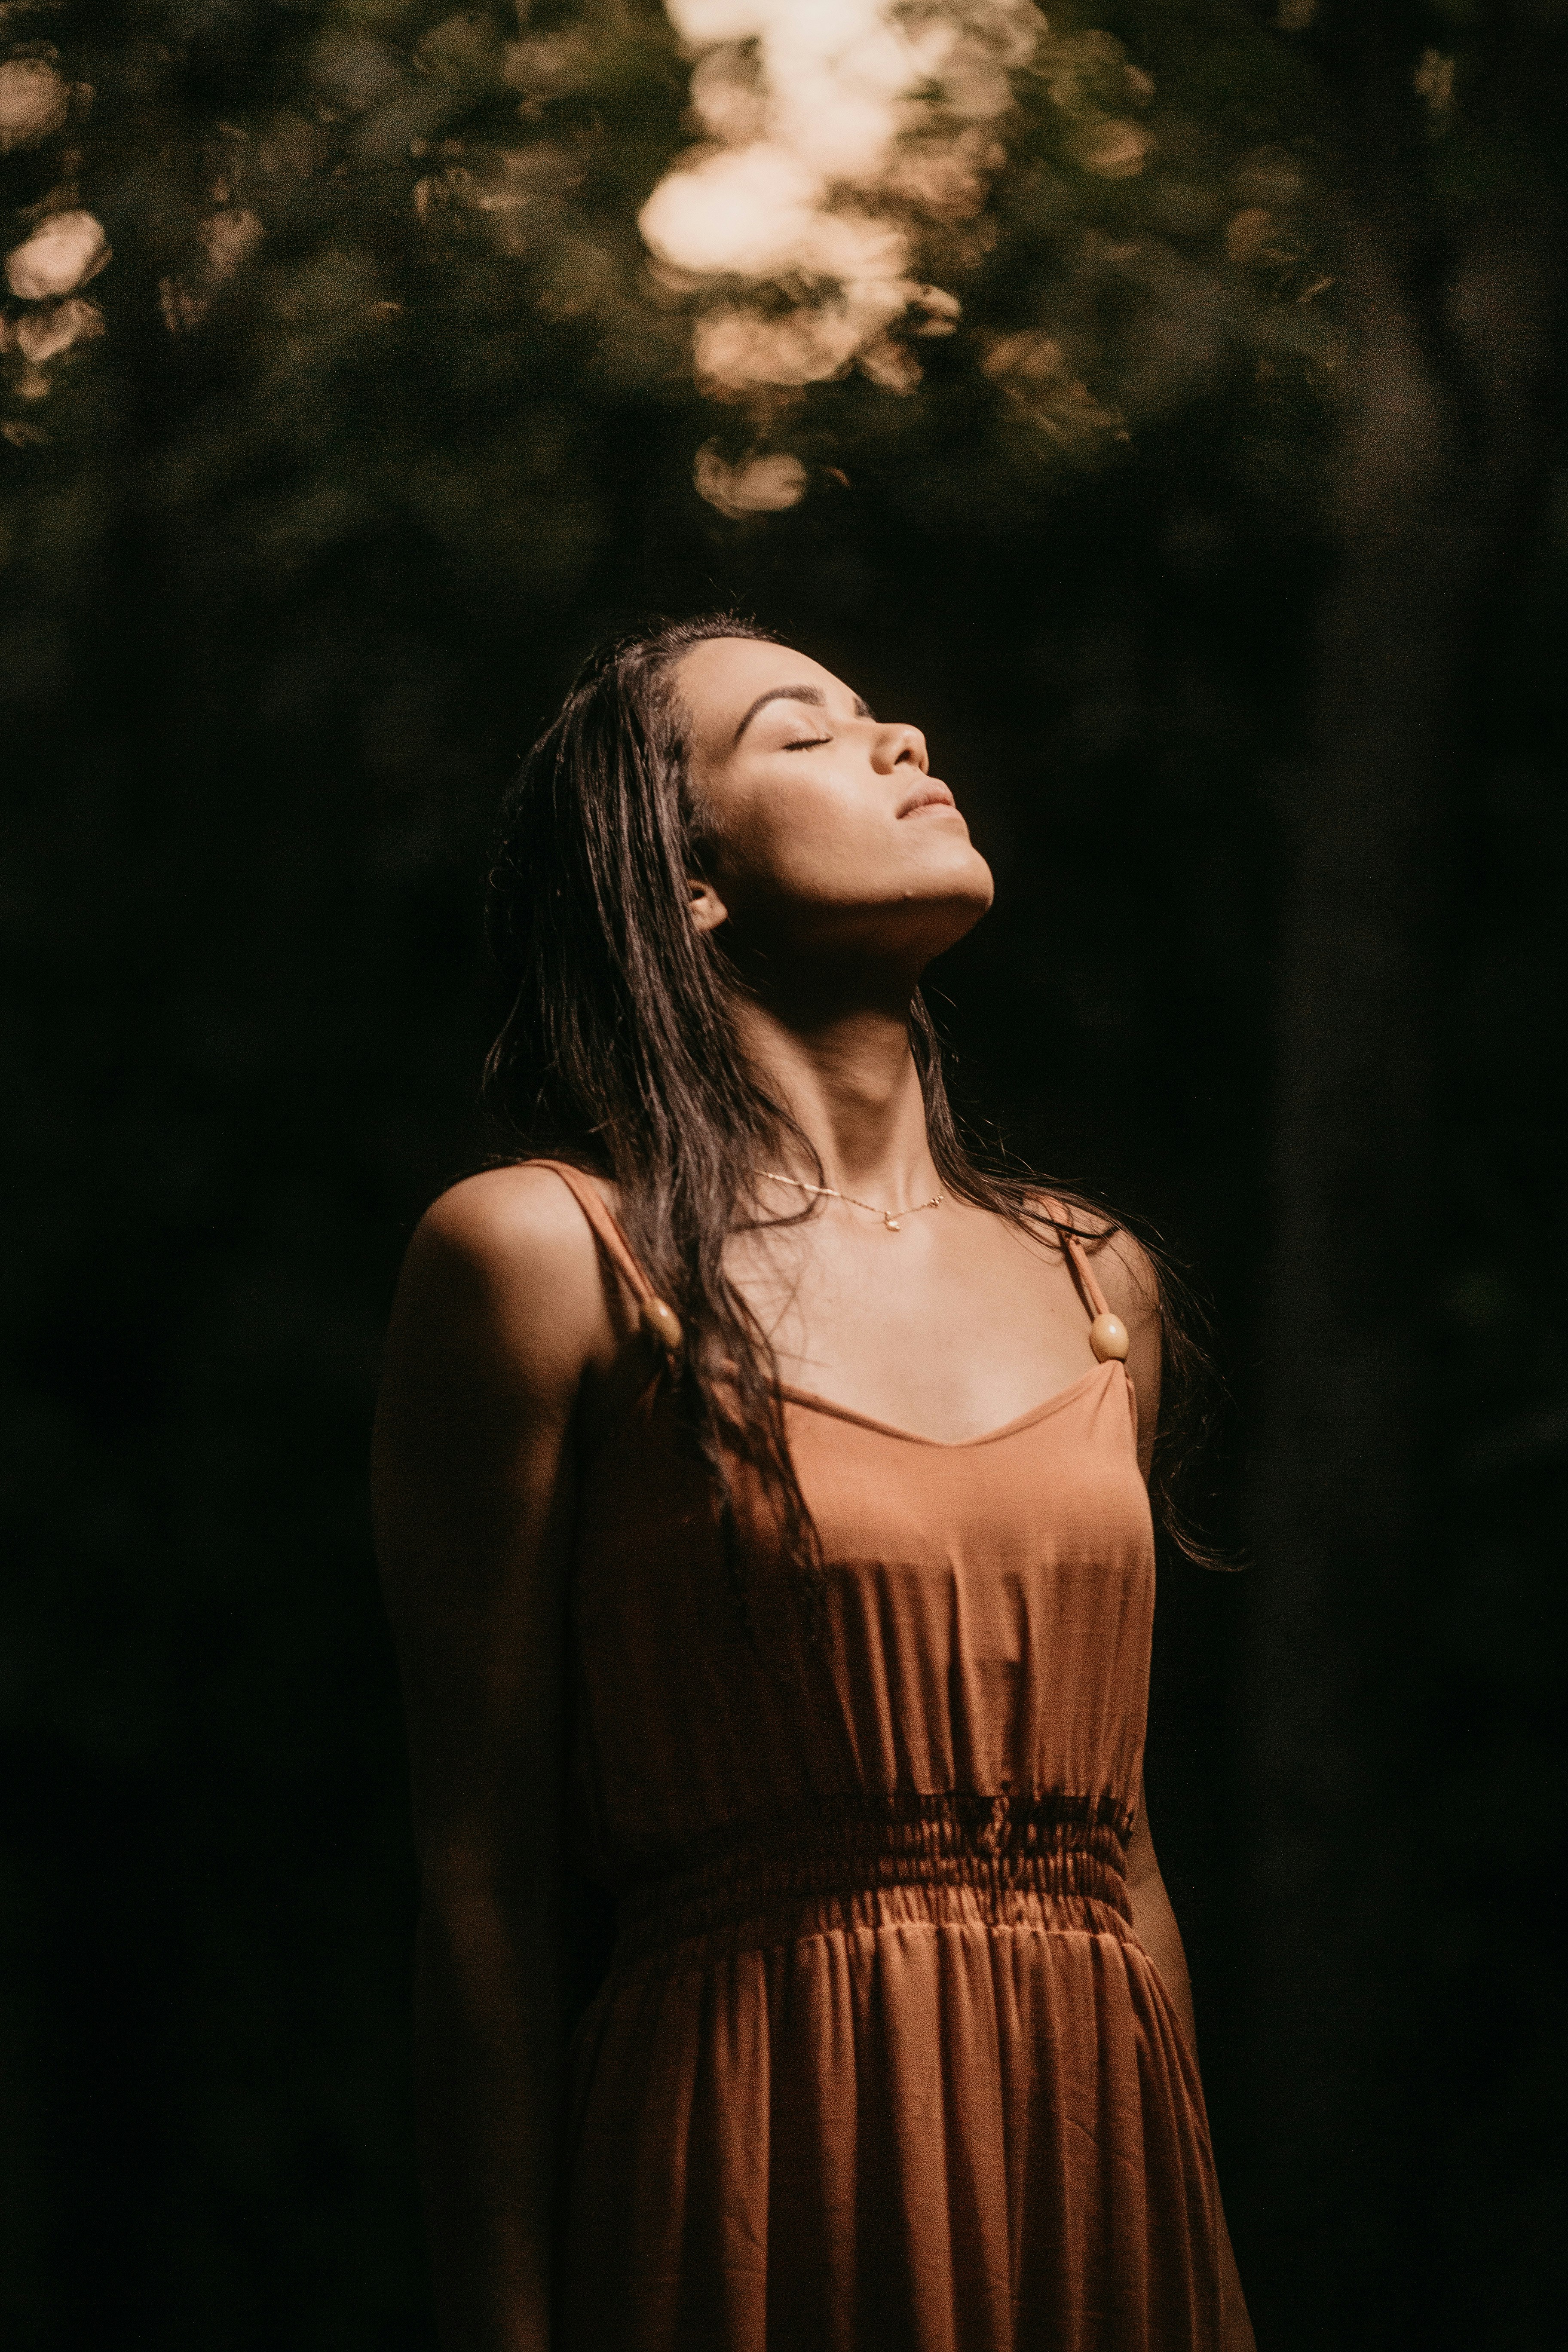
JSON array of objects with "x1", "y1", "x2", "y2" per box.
[{"x1": 484, "y1": 614, "x2": 1231, "y2": 1615}]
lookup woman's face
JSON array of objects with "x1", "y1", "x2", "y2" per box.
[{"x1": 673, "y1": 636, "x2": 995, "y2": 974}]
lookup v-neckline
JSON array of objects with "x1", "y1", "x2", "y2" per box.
[{"x1": 775, "y1": 1359, "x2": 1118, "y2": 1450}]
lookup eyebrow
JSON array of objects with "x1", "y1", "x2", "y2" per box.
[{"x1": 731, "y1": 683, "x2": 874, "y2": 746}]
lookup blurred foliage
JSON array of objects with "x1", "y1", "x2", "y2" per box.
[{"x1": 1, "y1": 3, "x2": 1565, "y2": 2348}]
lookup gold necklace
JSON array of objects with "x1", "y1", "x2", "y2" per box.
[{"x1": 755, "y1": 1168, "x2": 944, "y2": 1234}]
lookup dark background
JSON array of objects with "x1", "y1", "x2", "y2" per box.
[{"x1": 3, "y1": 3, "x2": 1565, "y2": 2347}]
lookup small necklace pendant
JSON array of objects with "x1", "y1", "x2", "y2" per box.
[{"x1": 884, "y1": 1215, "x2": 900, "y2": 1232}]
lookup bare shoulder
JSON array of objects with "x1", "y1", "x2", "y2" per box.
[
  {"x1": 413, "y1": 1162, "x2": 600, "y2": 1283},
  {"x1": 386, "y1": 1163, "x2": 615, "y2": 1401},
  {"x1": 1035, "y1": 1195, "x2": 1159, "y2": 1332},
  {"x1": 1075, "y1": 1213, "x2": 1161, "y2": 1335}
]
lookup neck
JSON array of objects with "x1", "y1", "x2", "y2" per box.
[{"x1": 732, "y1": 973, "x2": 936, "y2": 1199}]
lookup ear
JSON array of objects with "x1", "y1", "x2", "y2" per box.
[{"x1": 687, "y1": 877, "x2": 729, "y2": 934}]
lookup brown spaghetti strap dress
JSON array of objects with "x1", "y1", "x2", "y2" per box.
[{"x1": 538, "y1": 1164, "x2": 1225, "y2": 2352}]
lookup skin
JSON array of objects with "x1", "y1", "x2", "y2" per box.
[{"x1": 374, "y1": 638, "x2": 1256, "y2": 2352}]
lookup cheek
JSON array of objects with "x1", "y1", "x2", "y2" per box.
[{"x1": 719, "y1": 773, "x2": 883, "y2": 908}]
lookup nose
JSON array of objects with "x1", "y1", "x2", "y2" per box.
[{"x1": 871, "y1": 721, "x2": 928, "y2": 775}]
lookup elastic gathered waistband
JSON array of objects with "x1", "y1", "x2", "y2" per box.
[{"x1": 610, "y1": 1789, "x2": 1135, "y2": 1967}]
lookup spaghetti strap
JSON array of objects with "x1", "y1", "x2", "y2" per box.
[
  {"x1": 1038, "y1": 1196, "x2": 1113, "y2": 1325},
  {"x1": 530, "y1": 1159, "x2": 656, "y2": 1305},
  {"x1": 1063, "y1": 1231, "x2": 1112, "y2": 1322}
]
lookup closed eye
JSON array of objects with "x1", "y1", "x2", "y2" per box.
[{"x1": 783, "y1": 735, "x2": 833, "y2": 751}]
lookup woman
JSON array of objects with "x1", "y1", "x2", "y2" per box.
[{"x1": 373, "y1": 616, "x2": 1255, "y2": 2352}]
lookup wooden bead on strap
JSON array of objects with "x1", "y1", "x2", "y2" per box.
[
  {"x1": 1087, "y1": 1310, "x2": 1129, "y2": 1363},
  {"x1": 640, "y1": 1295, "x2": 683, "y2": 1354}
]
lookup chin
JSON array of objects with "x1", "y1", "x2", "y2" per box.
[
  {"x1": 928, "y1": 843, "x2": 995, "y2": 914},
  {"x1": 913, "y1": 862, "x2": 996, "y2": 959}
]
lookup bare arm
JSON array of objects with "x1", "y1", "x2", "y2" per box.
[{"x1": 372, "y1": 1168, "x2": 619, "y2": 2352}]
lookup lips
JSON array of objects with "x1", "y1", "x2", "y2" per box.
[{"x1": 897, "y1": 782, "x2": 959, "y2": 818}]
